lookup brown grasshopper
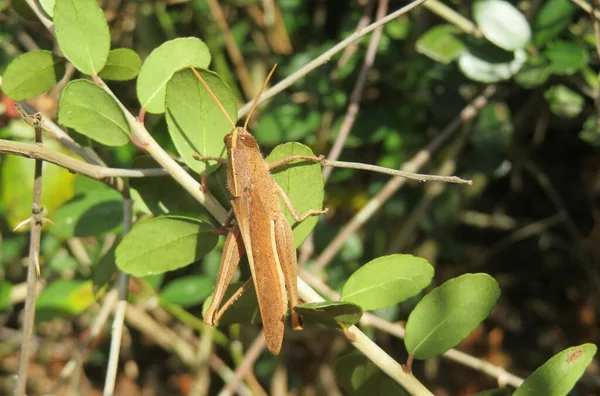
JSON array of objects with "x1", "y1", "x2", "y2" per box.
[{"x1": 191, "y1": 66, "x2": 328, "y2": 354}]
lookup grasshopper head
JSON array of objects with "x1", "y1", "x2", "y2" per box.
[{"x1": 224, "y1": 126, "x2": 258, "y2": 150}]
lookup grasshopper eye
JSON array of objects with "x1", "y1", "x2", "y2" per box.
[{"x1": 239, "y1": 134, "x2": 258, "y2": 148}]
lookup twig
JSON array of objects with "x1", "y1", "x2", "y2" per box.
[
  {"x1": 571, "y1": 0, "x2": 600, "y2": 21},
  {"x1": 49, "y1": 290, "x2": 119, "y2": 394},
  {"x1": 323, "y1": 0, "x2": 389, "y2": 182},
  {"x1": 237, "y1": 0, "x2": 431, "y2": 117},
  {"x1": 221, "y1": 334, "x2": 267, "y2": 396},
  {"x1": 423, "y1": 0, "x2": 483, "y2": 37},
  {"x1": 103, "y1": 192, "x2": 132, "y2": 396},
  {"x1": 297, "y1": 278, "x2": 434, "y2": 396},
  {"x1": 300, "y1": 270, "x2": 525, "y2": 389},
  {"x1": 14, "y1": 113, "x2": 44, "y2": 396},
  {"x1": 189, "y1": 327, "x2": 213, "y2": 396},
  {"x1": 310, "y1": 85, "x2": 496, "y2": 274},
  {"x1": 0, "y1": 139, "x2": 168, "y2": 179},
  {"x1": 205, "y1": 0, "x2": 255, "y2": 100}
]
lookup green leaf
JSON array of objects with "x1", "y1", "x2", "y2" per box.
[
  {"x1": 1, "y1": 143, "x2": 76, "y2": 230},
  {"x1": 459, "y1": 43, "x2": 526, "y2": 83},
  {"x1": 515, "y1": 56, "x2": 551, "y2": 88},
  {"x1": 514, "y1": 344, "x2": 597, "y2": 396},
  {"x1": 544, "y1": 85, "x2": 584, "y2": 119},
  {"x1": 36, "y1": 279, "x2": 96, "y2": 323},
  {"x1": 202, "y1": 282, "x2": 261, "y2": 325},
  {"x1": 54, "y1": 0, "x2": 110, "y2": 75},
  {"x1": 159, "y1": 275, "x2": 214, "y2": 307},
  {"x1": 0, "y1": 281, "x2": 13, "y2": 311},
  {"x1": 137, "y1": 37, "x2": 211, "y2": 114},
  {"x1": 416, "y1": 25, "x2": 465, "y2": 64},
  {"x1": 579, "y1": 116, "x2": 600, "y2": 148},
  {"x1": 51, "y1": 186, "x2": 123, "y2": 239},
  {"x1": 58, "y1": 79, "x2": 130, "y2": 146},
  {"x1": 165, "y1": 68, "x2": 237, "y2": 175},
  {"x1": 473, "y1": 0, "x2": 531, "y2": 51},
  {"x1": 341, "y1": 254, "x2": 434, "y2": 311},
  {"x1": 472, "y1": 389, "x2": 511, "y2": 396},
  {"x1": 532, "y1": 0, "x2": 576, "y2": 47},
  {"x1": 294, "y1": 301, "x2": 362, "y2": 330},
  {"x1": 39, "y1": 0, "x2": 55, "y2": 18},
  {"x1": 543, "y1": 41, "x2": 588, "y2": 75},
  {"x1": 266, "y1": 143, "x2": 325, "y2": 247},
  {"x1": 404, "y1": 273, "x2": 500, "y2": 359},
  {"x1": 2, "y1": 50, "x2": 66, "y2": 100},
  {"x1": 116, "y1": 216, "x2": 218, "y2": 277},
  {"x1": 335, "y1": 353, "x2": 410, "y2": 396},
  {"x1": 98, "y1": 48, "x2": 142, "y2": 81}
]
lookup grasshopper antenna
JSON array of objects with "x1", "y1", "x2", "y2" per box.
[
  {"x1": 189, "y1": 67, "x2": 236, "y2": 130},
  {"x1": 243, "y1": 64, "x2": 278, "y2": 131}
]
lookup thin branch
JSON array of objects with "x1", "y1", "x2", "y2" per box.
[
  {"x1": 571, "y1": 0, "x2": 600, "y2": 21},
  {"x1": 221, "y1": 334, "x2": 267, "y2": 395},
  {"x1": 237, "y1": 0, "x2": 431, "y2": 117},
  {"x1": 310, "y1": 85, "x2": 496, "y2": 274},
  {"x1": 297, "y1": 278, "x2": 434, "y2": 395},
  {"x1": 103, "y1": 192, "x2": 132, "y2": 396},
  {"x1": 14, "y1": 113, "x2": 44, "y2": 396},
  {"x1": 323, "y1": 0, "x2": 389, "y2": 182},
  {"x1": 206, "y1": 0, "x2": 255, "y2": 100},
  {"x1": 0, "y1": 139, "x2": 168, "y2": 179},
  {"x1": 300, "y1": 270, "x2": 525, "y2": 389},
  {"x1": 423, "y1": 0, "x2": 483, "y2": 37}
]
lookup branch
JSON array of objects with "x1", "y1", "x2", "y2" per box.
[
  {"x1": 222, "y1": 334, "x2": 267, "y2": 395},
  {"x1": 0, "y1": 139, "x2": 168, "y2": 179},
  {"x1": 14, "y1": 113, "x2": 44, "y2": 396},
  {"x1": 310, "y1": 85, "x2": 496, "y2": 274},
  {"x1": 237, "y1": 0, "x2": 431, "y2": 117},
  {"x1": 323, "y1": 0, "x2": 389, "y2": 182}
]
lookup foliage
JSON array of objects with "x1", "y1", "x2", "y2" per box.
[{"x1": 0, "y1": 0, "x2": 598, "y2": 394}]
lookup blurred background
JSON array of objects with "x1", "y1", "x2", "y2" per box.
[{"x1": 0, "y1": 0, "x2": 599, "y2": 394}]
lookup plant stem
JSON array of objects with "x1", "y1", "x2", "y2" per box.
[{"x1": 14, "y1": 114, "x2": 44, "y2": 396}]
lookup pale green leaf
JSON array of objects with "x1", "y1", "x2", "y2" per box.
[
  {"x1": 98, "y1": 48, "x2": 142, "y2": 81},
  {"x1": 514, "y1": 344, "x2": 597, "y2": 396},
  {"x1": 544, "y1": 85, "x2": 584, "y2": 119},
  {"x1": 136, "y1": 37, "x2": 211, "y2": 113},
  {"x1": 459, "y1": 43, "x2": 526, "y2": 83},
  {"x1": 116, "y1": 216, "x2": 218, "y2": 277},
  {"x1": 54, "y1": 0, "x2": 110, "y2": 75},
  {"x1": 404, "y1": 273, "x2": 500, "y2": 359},
  {"x1": 416, "y1": 25, "x2": 465, "y2": 64},
  {"x1": 473, "y1": 0, "x2": 531, "y2": 51},
  {"x1": 165, "y1": 68, "x2": 237, "y2": 175},
  {"x1": 58, "y1": 79, "x2": 130, "y2": 146},
  {"x1": 341, "y1": 254, "x2": 434, "y2": 311},
  {"x1": 266, "y1": 143, "x2": 325, "y2": 247},
  {"x1": 36, "y1": 279, "x2": 96, "y2": 322},
  {"x1": 2, "y1": 50, "x2": 65, "y2": 100}
]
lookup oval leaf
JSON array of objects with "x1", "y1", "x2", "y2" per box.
[
  {"x1": 116, "y1": 216, "x2": 218, "y2": 277},
  {"x1": 473, "y1": 0, "x2": 531, "y2": 51},
  {"x1": 515, "y1": 56, "x2": 551, "y2": 88},
  {"x1": 159, "y1": 275, "x2": 214, "y2": 307},
  {"x1": 0, "y1": 281, "x2": 13, "y2": 311},
  {"x1": 54, "y1": 0, "x2": 110, "y2": 75},
  {"x1": 514, "y1": 344, "x2": 597, "y2": 396},
  {"x1": 165, "y1": 68, "x2": 237, "y2": 175},
  {"x1": 532, "y1": 0, "x2": 576, "y2": 47},
  {"x1": 202, "y1": 282, "x2": 261, "y2": 325},
  {"x1": 416, "y1": 25, "x2": 465, "y2": 65},
  {"x1": 544, "y1": 85, "x2": 584, "y2": 119},
  {"x1": 58, "y1": 79, "x2": 130, "y2": 146},
  {"x1": 335, "y1": 353, "x2": 410, "y2": 396},
  {"x1": 2, "y1": 50, "x2": 66, "y2": 100},
  {"x1": 341, "y1": 254, "x2": 434, "y2": 311},
  {"x1": 36, "y1": 279, "x2": 96, "y2": 323},
  {"x1": 404, "y1": 273, "x2": 500, "y2": 359},
  {"x1": 459, "y1": 44, "x2": 526, "y2": 83},
  {"x1": 40, "y1": 0, "x2": 55, "y2": 17},
  {"x1": 137, "y1": 37, "x2": 211, "y2": 114},
  {"x1": 294, "y1": 301, "x2": 363, "y2": 330},
  {"x1": 266, "y1": 143, "x2": 325, "y2": 247},
  {"x1": 98, "y1": 48, "x2": 142, "y2": 81},
  {"x1": 51, "y1": 186, "x2": 124, "y2": 239},
  {"x1": 543, "y1": 41, "x2": 588, "y2": 75}
]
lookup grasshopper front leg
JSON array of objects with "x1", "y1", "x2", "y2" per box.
[
  {"x1": 204, "y1": 226, "x2": 245, "y2": 326},
  {"x1": 274, "y1": 183, "x2": 329, "y2": 222}
]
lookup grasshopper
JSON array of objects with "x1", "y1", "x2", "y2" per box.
[{"x1": 191, "y1": 66, "x2": 328, "y2": 354}]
